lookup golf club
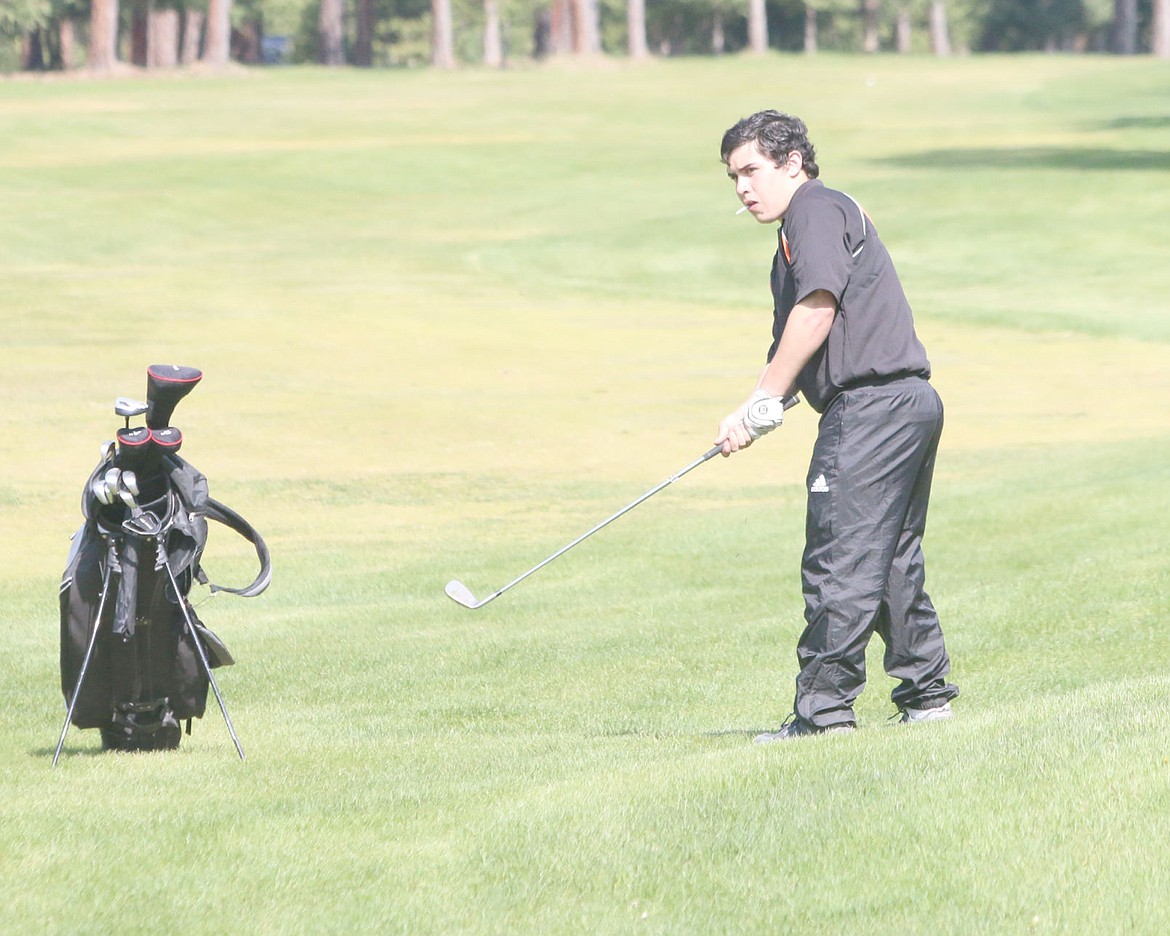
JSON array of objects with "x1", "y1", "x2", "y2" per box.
[
  {"x1": 91, "y1": 474, "x2": 117, "y2": 506},
  {"x1": 115, "y1": 474, "x2": 137, "y2": 512},
  {"x1": 93, "y1": 467, "x2": 123, "y2": 506},
  {"x1": 113, "y1": 470, "x2": 163, "y2": 537},
  {"x1": 125, "y1": 501, "x2": 163, "y2": 538},
  {"x1": 115, "y1": 426, "x2": 152, "y2": 471},
  {"x1": 115, "y1": 397, "x2": 148, "y2": 430},
  {"x1": 146, "y1": 365, "x2": 202, "y2": 430},
  {"x1": 150, "y1": 426, "x2": 183, "y2": 455},
  {"x1": 445, "y1": 396, "x2": 798, "y2": 610}
]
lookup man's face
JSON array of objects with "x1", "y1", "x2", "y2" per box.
[{"x1": 725, "y1": 140, "x2": 806, "y2": 224}]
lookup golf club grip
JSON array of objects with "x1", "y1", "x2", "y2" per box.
[{"x1": 705, "y1": 394, "x2": 799, "y2": 458}]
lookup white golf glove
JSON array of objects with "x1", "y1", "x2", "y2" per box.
[{"x1": 742, "y1": 389, "x2": 787, "y2": 440}]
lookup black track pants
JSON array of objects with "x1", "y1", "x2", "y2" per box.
[{"x1": 793, "y1": 377, "x2": 958, "y2": 728}]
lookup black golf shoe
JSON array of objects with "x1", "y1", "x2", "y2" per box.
[{"x1": 753, "y1": 714, "x2": 855, "y2": 744}]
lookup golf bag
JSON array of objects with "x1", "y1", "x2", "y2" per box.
[{"x1": 55, "y1": 365, "x2": 271, "y2": 762}]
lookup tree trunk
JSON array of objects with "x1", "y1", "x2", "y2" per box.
[
  {"x1": 484, "y1": 0, "x2": 503, "y2": 65},
  {"x1": 432, "y1": 0, "x2": 455, "y2": 67},
  {"x1": 1113, "y1": 0, "x2": 1138, "y2": 54},
  {"x1": 237, "y1": 18, "x2": 262, "y2": 62},
  {"x1": 929, "y1": 0, "x2": 950, "y2": 56},
  {"x1": 89, "y1": 0, "x2": 120, "y2": 71},
  {"x1": 131, "y1": 0, "x2": 149, "y2": 67},
  {"x1": 712, "y1": 11, "x2": 725, "y2": 55},
  {"x1": 59, "y1": 18, "x2": 77, "y2": 69},
  {"x1": 319, "y1": 0, "x2": 345, "y2": 65},
  {"x1": 204, "y1": 0, "x2": 232, "y2": 66},
  {"x1": 355, "y1": 0, "x2": 374, "y2": 66},
  {"x1": 570, "y1": 0, "x2": 601, "y2": 54},
  {"x1": 1155, "y1": 0, "x2": 1170, "y2": 58},
  {"x1": 804, "y1": 4, "x2": 817, "y2": 53},
  {"x1": 748, "y1": 0, "x2": 767, "y2": 53},
  {"x1": 861, "y1": 0, "x2": 879, "y2": 53},
  {"x1": 533, "y1": 8, "x2": 552, "y2": 57},
  {"x1": 628, "y1": 0, "x2": 648, "y2": 58},
  {"x1": 181, "y1": 10, "x2": 204, "y2": 63},
  {"x1": 550, "y1": 0, "x2": 574, "y2": 54},
  {"x1": 23, "y1": 28, "x2": 46, "y2": 70},
  {"x1": 148, "y1": 9, "x2": 180, "y2": 67},
  {"x1": 895, "y1": 4, "x2": 911, "y2": 53}
]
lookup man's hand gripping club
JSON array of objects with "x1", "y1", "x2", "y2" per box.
[{"x1": 716, "y1": 389, "x2": 794, "y2": 456}]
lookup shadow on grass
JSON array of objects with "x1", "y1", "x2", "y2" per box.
[
  {"x1": 877, "y1": 146, "x2": 1170, "y2": 171},
  {"x1": 1100, "y1": 115, "x2": 1170, "y2": 130},
  {"x1": 701, "y1": 728, "x2": 770, "y2": 739},
  {"x1": 30, "y1": 745, "x2": 106, "y2": 761},
  {"x1": 598, "y1": 727, "x2": 769, "y2": 739}
]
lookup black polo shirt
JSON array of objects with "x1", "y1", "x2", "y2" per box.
[{"x1": 768, "y1": 180, "x2": 931, "y2": 413}]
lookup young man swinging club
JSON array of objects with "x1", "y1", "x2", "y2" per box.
[{"x1": 715, "y1": 110, "x2": 958, "y2": 740}]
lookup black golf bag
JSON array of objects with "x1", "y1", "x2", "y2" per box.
[{"x1": 55, "y1": 365, "x2": 271, "y2": 762}]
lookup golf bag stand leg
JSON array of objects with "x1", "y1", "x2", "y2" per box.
[
  {"x1": 53, "y1": 554, "x2": 115, "y2": 768},
  {"x1": 162, "y1": 557, "x2": 246, "y2": 761}
]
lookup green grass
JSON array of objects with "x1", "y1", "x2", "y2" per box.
[{"x1": 3, "y1": 54, "x2": 1170, "y2": 934}]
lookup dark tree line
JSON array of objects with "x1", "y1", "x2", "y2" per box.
[
  {"x1": 4, "y1": 0, "x2": 235, "y2": 71},
  {"x1": 4, "y1": 0, "x2": 1169, "y2": 72}
]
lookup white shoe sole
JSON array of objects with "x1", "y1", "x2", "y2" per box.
[{"x1": 902, "y1": 702, "x2": 953, "y2": 724}]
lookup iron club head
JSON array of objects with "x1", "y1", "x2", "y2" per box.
[
  {"x1": 91, "y1": 475, "x2": 116, "y2": 505},
  {"x1": 444, "y1": 580, "x2": 485, "y2": 609},
  {"x1": 115, "y1": 480, "x2": 137, "y2": 511}
]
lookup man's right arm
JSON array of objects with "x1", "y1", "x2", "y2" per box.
[{"x1": 715, "y1": 289, "x2": 836, "y2": 456}]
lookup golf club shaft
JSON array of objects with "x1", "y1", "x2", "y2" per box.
[
  {"x1": 473, "y1": 445, "x2": 723, "y2": 607},
  {"x1": 162, "y1": 557, "x2": 245, "y2": 761},
  {"x1": 449, "y1": 394, "x2": 799, "y2": 609}
]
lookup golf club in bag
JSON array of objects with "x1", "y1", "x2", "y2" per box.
[
  {"x1": 54, "y1": 365, "x2": 272, "y2": 765},
  {"x1": 445, "y1": 395, "x2": 799, "y2": 610}
]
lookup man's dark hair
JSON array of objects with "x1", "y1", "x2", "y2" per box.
[{"x1": 720, "y1": 110, "x2": 819, "y2": 179}]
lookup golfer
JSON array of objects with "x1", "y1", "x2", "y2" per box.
[{"x1": 715, "y1": 110, "x2": 958, "y2": 740}]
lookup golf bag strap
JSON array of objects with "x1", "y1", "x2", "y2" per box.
[{"x1": 204, "y1": 497, "x2": 272, "y2": 598}]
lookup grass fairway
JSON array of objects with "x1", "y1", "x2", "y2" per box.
[{"x1": 3, "y1": 54, "x2": 1170, "y2": 934}]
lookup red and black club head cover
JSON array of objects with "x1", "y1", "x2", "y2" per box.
[
  {"x1": 115, "y1": 426, "x2": 153, "y2": 472},
  {"x1": 150, "y1": 427, "x2": 183, "y2": 455},
  {"x1": 146, "y1": 364, "x2": 202, "y2": 430}
]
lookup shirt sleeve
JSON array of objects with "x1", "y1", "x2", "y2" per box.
[{"x1": 785, "y1": 195, "x2": 851, "y2": 306}]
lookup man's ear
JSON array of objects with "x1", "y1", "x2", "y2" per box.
[{"x1": 786, "y1": 151, "x2": 804, "y2": 176}]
